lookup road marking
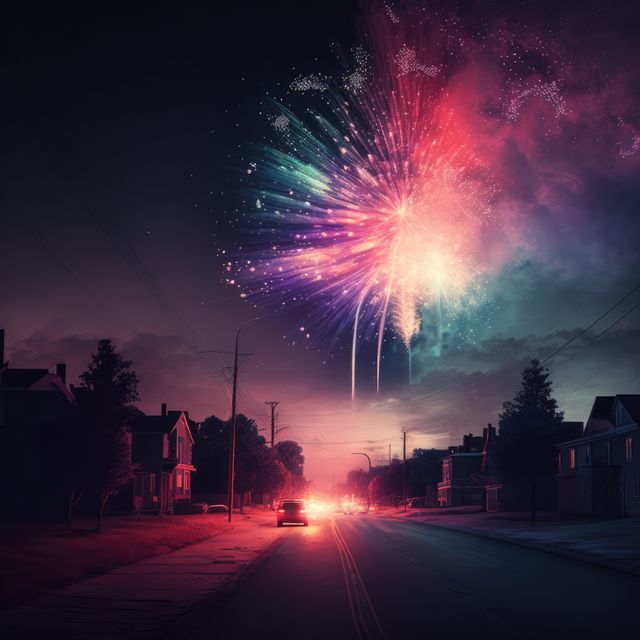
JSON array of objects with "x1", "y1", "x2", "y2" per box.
[{"x1": 330, "y1": 518, "x2": 388, "y2": 640}]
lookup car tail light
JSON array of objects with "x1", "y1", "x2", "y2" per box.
[{"x1": 278, "y1": 509, "x2": 285, "y2": 513}]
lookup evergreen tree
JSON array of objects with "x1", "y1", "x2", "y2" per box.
[
  {"x1": 493, "y1": 359, "x2": 563, "y2": 524},
  {"x1": 78, "y1": 339, "x2": 139, "y2": 532}
]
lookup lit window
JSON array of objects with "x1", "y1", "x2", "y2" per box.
[
  {"x1": 625, "y1": 436, "x2": 633, "y2": 463},
  {"x1": 176, "y1": 470, "x2": 183, "y2": 488},
  {"x1": 185, "y1": 472, "x2": 190, "y2": 491},
  {"x1": 569, "y1": 448, "x2": 576, "y2": 470}
]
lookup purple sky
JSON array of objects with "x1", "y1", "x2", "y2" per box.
[{"x1": 2, "y1": 0, "x2": 639, "y2": 486}]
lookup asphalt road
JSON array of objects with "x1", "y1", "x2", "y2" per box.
[{"x1": 188, "y1": 514, "x2": 639, "y2": 640}]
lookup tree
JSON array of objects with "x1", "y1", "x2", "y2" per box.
[
  {"x1": 193, "y1": 415, "x2": 228, "y2": 495},
  {"x1": 193, "y1": 414, "x2": 297, "y2": 509},
  {"x1": 492, "y1": 359, "x2": 564, "y2": 524},
  {"x1": 408, "y1": 449, "x2": 446, "y2": 497},
  {"x1": 275, "y1": 441, "x2": 305, "y2": 477},
  {"x1": 77, "y1": 339, "x2": 139, "y2": 532}
]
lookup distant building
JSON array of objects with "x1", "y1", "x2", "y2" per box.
[
  {"x1": 438, "y1": 425, "x2": 495, "y2": 507},
  {"x1": 557, "y1": 395, "x2": 640, "y2": 517},
  {"x1": 124, "y1": 404, "x2": 197, "y2": 514},
  {"x1": 0, "y1": 329, "x2": 75, "y2": 520}
]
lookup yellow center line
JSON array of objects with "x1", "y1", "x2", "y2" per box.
[{"x1": 330, "y1": 518, "x2": 389, "y2": 640}]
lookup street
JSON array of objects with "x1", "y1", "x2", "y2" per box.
[{"x1": 188, "y1": 514, "x2": 639, "y2": 640}]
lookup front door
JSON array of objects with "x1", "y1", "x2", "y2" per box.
[{"x1": 159, "y1": 472, "x2": 172, "y2": 513}]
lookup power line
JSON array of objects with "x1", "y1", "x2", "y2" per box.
[
  {"x1": 5, "y1": 201, "x2": 140, "y2": 335},
  {"x1": 541, "y1": 282, "x2": 640, "y2": 364}
]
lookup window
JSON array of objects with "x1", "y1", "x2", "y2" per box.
[
  {"x1": 633, "y1": 476, "x2": 639, "y2": 499},
  {"x1": 176, "y1": 470, "x2": 183, "y2": 489},
  {"x1": 585, "y1": 445, "x2": 591, "y2": 466},
  {"x1": 569, "y1": 448, "x2": 576, "y2": 470},
  {"x1": 185, "y1": 472, "x2": 190, "y2": 492},
  {"x1": 625, "y1": 436, "x2": 633, "y2": 463}
]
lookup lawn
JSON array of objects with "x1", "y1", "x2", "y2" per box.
[{"x1": 0, "y1": 513, "x2": 232, "y2": 608}]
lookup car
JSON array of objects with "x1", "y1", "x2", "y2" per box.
[
  {"x1": 206, "y1": 504, "x2": 229, "y2": 513},
  {"x1": 276, "y1": 499, "x2": 308, "y2": 527},
  {"x1": 173, "y1": 501, "x2": 208, "y2": 515}
]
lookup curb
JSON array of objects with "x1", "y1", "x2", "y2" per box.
[
  {"x1": 170, "y1": 527, "x2": 289, "y2": 640},
  {"x1": 391, "y1": 516, "x2": 640, "y2": 578}
]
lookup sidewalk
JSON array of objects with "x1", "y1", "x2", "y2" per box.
[
  {"x1": 383, "y1": 506, "x2": 640, "y2": 576},
  {"x1": 0, "y1": 508, "x2": 285, "y2": 639}
]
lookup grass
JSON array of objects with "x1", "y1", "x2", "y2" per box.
[{"x1": 0, "y1": 513, "x2": 232, "y2": 609}]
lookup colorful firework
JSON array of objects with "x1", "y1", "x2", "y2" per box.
[{"x1": 228, "y1": 4, "x2": 506, "y2": 397}]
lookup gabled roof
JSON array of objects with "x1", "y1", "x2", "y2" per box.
[
  {"x1": 584, "y1": 394, "x2": 640, "y2": 436},
  {"x1": 29, "y1": 374, "x2": 75, "y2": 402},
  {"x1": 617, "y1": 395, "x2": 640, "y2": 423},
  {"x1": 133, "y1": 410, "x2": 195, "y2": 442},
  {"x1": 590, "y1": 396, "x2": 615, "y2": 420}
]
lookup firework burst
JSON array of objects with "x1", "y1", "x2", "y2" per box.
[{"x1": 227, "y1": 4, "x2": 503, "y2": 397}]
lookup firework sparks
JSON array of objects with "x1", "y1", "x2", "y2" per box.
[
  {"x1": 385, "y1": 3, "x2": 400, "y2": 24},
  {"x1": 506, "y1": 80, "x2": 567, "y2": 121},
  {"x1": 272, "y1": 114, "x2": 290, "y2": 133},
  {"x1": 229, "y1": 6, "x2": 508, "y2": 397},
  {"x1": 343, "y1": 46, "x2": 371, "y2": 93},
  {"x1": 395, "y1": 45, "x2": 440, "y2": 78},
  {"x1": 290, "y1": 74, "x2": 329, "y2": 92}
]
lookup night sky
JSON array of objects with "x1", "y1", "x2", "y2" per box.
[{"x1": 2, "y1": 1, "x2": 640, "y2": 486}]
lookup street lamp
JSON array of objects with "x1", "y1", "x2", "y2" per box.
[
  {"x1": 351, "y1": 452, "x2": 372, "y2": 511},
  {"x1": 227, "y1": 317, "x2": 260, "y2": 522}
]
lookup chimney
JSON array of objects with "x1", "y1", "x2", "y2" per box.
[
  {"x1": 56, "y1": 363, "x2": 67, "y2": 384},
  {"x1": 0, "y1": 329, "x2": 5, "y2": 366},
  {"x1": 161, "y1": 403, "x2": 167, "y2": 417}
]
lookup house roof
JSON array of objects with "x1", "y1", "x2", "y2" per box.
[
  {"x1": 29, "y1": 374, "x2": 75, "y2": 402},
  {"x1": 133, "y1": 410, "x2": 195, "y2": 442},
  {"x1": 1, "y1": 368, "x2": 50, "y2": 388},
  {"x1": 617, "y1": 395, "x2": 640, "y2": 423},
  {"x1": 590, "y1": 396, "x2": 615, "y2": 421},
  {"x1": 132, "y1": 414, "x2": 179, "y2": 434}
]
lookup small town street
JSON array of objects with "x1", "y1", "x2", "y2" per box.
[
  {"x1": 190, "y1": 514, "x2": 639, "y2": 640},
  {"x1": 1, "y1": 510, "x2": 639, "y2": 639}
]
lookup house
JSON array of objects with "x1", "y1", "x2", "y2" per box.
[
  {"x1": 126, "y1": 404, "x2": 197, "y2": 514},
  {"x1": 557, "y1": 395, "x2": 640, "y2": 517},
  {"x1": 0, "y1": 329, "x2": 75, "y2": 520},
  {"x1": 484, "y1": 421, "x2": 583, "y2": 513},
  {"x1": 437, "y1": 425, "x2": 495, "y2": 507}
]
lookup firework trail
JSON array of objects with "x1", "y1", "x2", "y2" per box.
[{"x1": 227, "y1": 3, "x2": 501, "y2": 397}]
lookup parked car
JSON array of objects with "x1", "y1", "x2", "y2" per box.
[
  {"x1": 207, "y1": 504, "x2": 229, "y2": 513},
  {"x1": 174, "y1": 501, "x2": 208, "y2": 515},
  {"x1": 276, "y1": 499, "x2": 308, "y2": 527}
]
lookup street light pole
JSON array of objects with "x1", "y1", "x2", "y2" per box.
[
  {"x1": 351, "y1": 452, "x2": 372, "y2": 511},
  {"x1": 403, "y1": 431, "x2": 407, "y2": 513}
]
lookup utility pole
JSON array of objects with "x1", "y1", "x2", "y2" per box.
[
  {"x1": 227, "y1": 329, "x2": 241, "y2": 523},
  {"x1": 402, "y1": 431, "x2": 407, "y2": 513},
  {"x1": 222, "y1": 318, "x2": 258, "y2": 523},
  {"x1": 265, "y1": 401, "x2": 280, "y2": 447}
]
